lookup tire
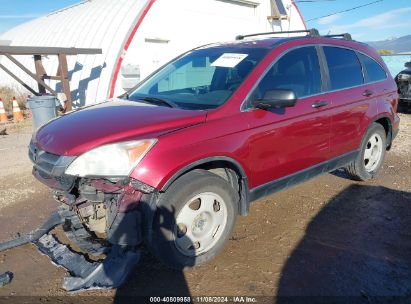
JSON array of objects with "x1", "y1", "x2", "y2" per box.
[
  {"x1": 345, "y1": 122, "x2": 387, "y2": 181},
  {"x1": 147, "y1": 169, "x2": 239, "y2": 269},
  {"x1": 398, "y1": 99, "x2": 409, "y2": 113}
]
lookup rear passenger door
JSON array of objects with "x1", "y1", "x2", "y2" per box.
[
  {"x1": 357, "y1": 52, "x2": 391, "y2": 114},
  {"x1": 320, "y1": 46, "x2": 377, "y2": 159}
]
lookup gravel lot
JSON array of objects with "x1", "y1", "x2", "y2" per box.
[{"x1": 0, "y1": 113, "x2": 410, "y2": 302}]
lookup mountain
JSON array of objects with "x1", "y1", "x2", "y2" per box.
[{"x1": 366, "y1": 35, "x2": 411, "y2": 54}]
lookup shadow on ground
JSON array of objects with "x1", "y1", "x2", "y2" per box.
[
  {"x1": 277, "y1": 184, "x2": 411, "y2": 302},
  {"x1": 113, "y1": 250, "x2": 191, "y2": 302},
  {"x1": 111, "y1": 205, "x2": 194, "y2": 303},
  {"x1": 398, "y1": 103, "x2": 411, "y2": 114}
]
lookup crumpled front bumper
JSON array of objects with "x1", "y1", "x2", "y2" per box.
[
  {"x1": 10, "y1": 142, "x2": 158, "y2": 291},
  {"x1": 29, "y1": 141, "x2": 154, "y2": 246},
  {"x1": 0, "y1": 207, "x2": 141, "y2": 291}
]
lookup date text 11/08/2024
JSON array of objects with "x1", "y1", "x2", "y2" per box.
[{"x1": 149, "y1": 296, "x2": 258, "y2": 303}]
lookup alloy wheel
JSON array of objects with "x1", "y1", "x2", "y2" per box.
[
  {"x1": 174, "y1": 192, "x2": 228, "y2": 257},
  {"x1": 364, "y1": 133, "x2": 383, "y2": 172}
]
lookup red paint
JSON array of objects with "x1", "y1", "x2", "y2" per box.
[
  {"x1": 35, "y1": 101, "x2": 206, "y2": 156},
  {"x1": 130, "y1": 38, "x2": 398, "y2": 189},
  {"x1": 109, "y1": 0, "x2": 157, "y2": 98},
  {"x1": 35, "y1": 37, "x2": 399, "y2": 193},
  {"x1": 291, "y1": 0, "x2": 307, "y2": 30}
]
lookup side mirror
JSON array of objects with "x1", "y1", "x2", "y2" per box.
[
  {"x1": 252, "y1": 89, "x2": 297, "y2": 109},
  {"x1": 405, "y1": 62, "x2": 411, "y2": 69}
]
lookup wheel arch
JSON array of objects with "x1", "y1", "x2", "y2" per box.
[
  {"x1": 373, "y1": 114, "x2": 393, "y2": 150},
  {"x1": 161, "y1": 156, "x2": 250, "y2": 216}
]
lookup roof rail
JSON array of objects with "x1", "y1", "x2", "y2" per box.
[
  {"x1": 235, "y1": 29, "x2": 353, "y2": 41},
  {"x1": 323, "y1": 33, "x2": 352, "y2": 41},
  {"x1": 235, "y1": 28, "x2": 320, "y2": 40}
]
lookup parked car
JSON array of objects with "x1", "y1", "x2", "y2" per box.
[
  {"x1": 395, "y1": 61, "x2": 411, "y2": 111},
  {"x1": 29, "y1": 29, "x2": 400, "y2": 270}
]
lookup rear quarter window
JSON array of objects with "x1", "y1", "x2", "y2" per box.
[
  {"x1": 358, "y1": 53, "x2": 387, "y2": 83},
  {"x1": 323, "y1": 46, "x2": 364, "y2": 91}
]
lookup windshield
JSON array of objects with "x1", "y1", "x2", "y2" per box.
[{"x1": 126, "y1": 46, "x2": 269, "y2": 110}]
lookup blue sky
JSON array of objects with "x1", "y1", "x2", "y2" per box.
[
  {"x1": 297, "y1": 0, "x2": 411, "y2": 41},
  {"x1": 0, "y1": 0, "x2": 77, "y2": 33},
  {"x1": 0, "y1": 0, "x2": 409, "y2": 41}
]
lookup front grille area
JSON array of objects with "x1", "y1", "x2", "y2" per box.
[
  {"x1": 29, "y1": 144, "x2": 60, "y2": 175},
  {"x1": 29, "y1": 142, "x2": 77, "y2": 191},
  {"x1": 29, "y1": 143, "x2": 68, "y2": 175}
]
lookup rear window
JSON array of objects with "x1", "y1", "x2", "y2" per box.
[
  {"x1": 358, "y1": 53, "x2": 387, "y2": 83},
  {"x1": 324, "y1": 46, "x2": 364, "y2": 91}
]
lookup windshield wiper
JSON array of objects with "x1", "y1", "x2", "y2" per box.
[{"x1": 137, "y1": 96, "x2": 179, "y2": 108}]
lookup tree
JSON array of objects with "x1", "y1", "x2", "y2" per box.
[{"x1": 378, "y1": 49, "x2": 394, "y2": 55}]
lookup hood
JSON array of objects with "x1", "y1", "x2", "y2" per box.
[
  {"x1": 398, "y1": 68, "x2": 411, "y2": 76},
  {"x1": 35, "y1": 100, "x2": 207, "y2": 156}
]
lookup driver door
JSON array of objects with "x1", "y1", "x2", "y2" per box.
[{"x1": 244, "y1": 46, "x2": 331, "y2": 190}]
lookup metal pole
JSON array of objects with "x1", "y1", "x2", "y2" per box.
[
  {"x1": 34, "y1": 55, "x2": 47, "y2": 94},
  {"x1": 58, "y1": 54, "x2": 72, "y2": 111},
  {"x1": 0, "y1": 63, "x2": 40, "y2": 96},
  {"x1": 5, "y1": 54, "x2": 56, "y2": 95}
]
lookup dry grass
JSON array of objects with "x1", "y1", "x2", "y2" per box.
[{"x1": 0, "y1": 85, "x2": 28, "y2": 113}]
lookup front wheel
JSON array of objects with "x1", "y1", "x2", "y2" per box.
[
  {"x1": 147, "y1": 169, "x2": 239, "y2": 269},
  {"x1": 345, "y1": 122, "x2": 387, "y2": 181}
]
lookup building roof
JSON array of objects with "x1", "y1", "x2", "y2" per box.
[{"x1": 0, "y1": 0, "x2": 150, "y2": 106}]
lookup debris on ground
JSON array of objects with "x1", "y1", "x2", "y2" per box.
[
  {"x1": 0, "y1": 128, "x2": 7, "y2": 136},
  {"x1": 0, "y1": 210, "x2": 64, "y2": 252},
  {"x1": 0, "y1": 271, "x2": 13, "y2": 287},
  {"x1": 0, "y1": 207, "x2": 141, "y2": 292},
  {"x1": 37, "y1": 234, "x2": 140, "y2": 292}
]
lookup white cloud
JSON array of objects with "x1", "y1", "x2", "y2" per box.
[
  {"x1": 322, "y1": 7, "x2": 411, "y2": 34},
  {"x1": 317, "y1": 15, "x2": 341, "y2": 25},
  {"x1": 352, "y1": 7, "x2": 411, "y2": 28}
]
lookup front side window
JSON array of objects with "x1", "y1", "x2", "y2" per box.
[
  {"x1": 323, "y1": 46, "x2": 364, "y2": 90},
  {"x1": 127, "y1": 47, "x2": 269, "y2": 110},
  {"x1": 358, "y1": 53, "x2": 387, "y2": 83},
  {"x1": 252, "y1": 46, "x2": 321, "y2": 101}
]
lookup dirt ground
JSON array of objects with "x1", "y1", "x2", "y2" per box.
[{"x1": 0, "y1": 113, "x2": 410, "y2": 302}]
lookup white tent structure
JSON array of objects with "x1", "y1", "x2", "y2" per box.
[{"x1": 0, "y1": 0, "x2": 305, "y2": 107}]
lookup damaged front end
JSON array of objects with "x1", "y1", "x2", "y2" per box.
[
  {"x1": 0, "y1": 142, "x2": 156, "y2": 291},
  {"x1": 53, "y1": 177, "x2": 150, "y2": 254},
  {"x1": 396, "y1": 63, "x2": 411, "y2": 108}
]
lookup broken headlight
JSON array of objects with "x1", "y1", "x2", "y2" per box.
[
  {"x1": 65, "y1": 139, "x2": 157, "y2": 177},
  {"x1": 398, "y1": 73, "x2": 411, "y2": 81}
]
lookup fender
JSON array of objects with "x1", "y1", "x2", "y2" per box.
[
  {"x1": 161, "y1": 156, "x2": 250, "y2": 216},
  {"x1": 370, "y1": 113, "x2": 394, "y2": 148}
]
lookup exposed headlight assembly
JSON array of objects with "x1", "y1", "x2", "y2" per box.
[
  {"x1": 399, "y1": 73, "x2": 411, "y2": 81},
  {"x1": 65, "y1": 139, "x2": 157, "y2": 177}
]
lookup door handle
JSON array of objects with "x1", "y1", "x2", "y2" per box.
[
  {"x1": 312, "y1": 101, "x2": 328, "y2": 108},
  {"x1": 363, "y1": 90, "x2": 374, "y2": 97}
]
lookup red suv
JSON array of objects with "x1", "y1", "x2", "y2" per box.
[{"x1": 30, "y1": 29, "x2": 400, "y2": 270}]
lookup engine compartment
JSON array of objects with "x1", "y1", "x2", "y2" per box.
[{"x1": 50, "y1": 176, "x2": 154, "y2": 254}]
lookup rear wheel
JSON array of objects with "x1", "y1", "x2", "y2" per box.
[
  {"x1": 345, "y1": 123, "x2": 386, "y2": 181},
  {"x1": 147, "y1": 169, "x2": 238, "y2": 269}
]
